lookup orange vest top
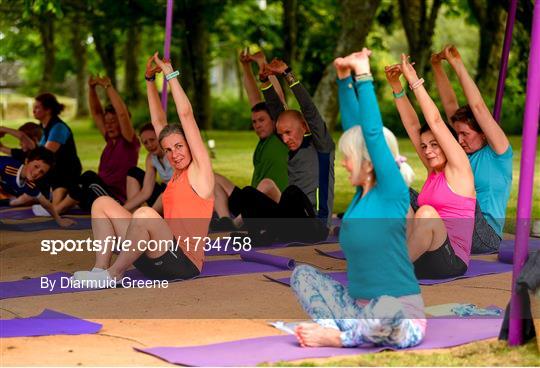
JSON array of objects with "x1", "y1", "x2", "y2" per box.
[{"x1": 162, "y1": 169, "x2": 214, "y2": 271}]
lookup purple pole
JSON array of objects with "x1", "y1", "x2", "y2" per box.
[
  {"x1": 508, "y1": 0, "x2": 540, "y2": 346},
  {"x1": 161, "y1": 0, "x2": 174, "y2": 111},
  {"x1": 493, "y1": 0, "x2": 518, "y2": 122}
]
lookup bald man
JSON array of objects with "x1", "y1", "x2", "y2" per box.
[{"x1": 230, "y1": 60, "x2": 335, "y2": 246}]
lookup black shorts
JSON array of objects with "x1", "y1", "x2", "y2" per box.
[
  {"x1": 133, "y1": 244, "x2": 200, "y2": 280},
  {"x1": 413, "y1": 237, "x2": 467, "y2": 279}
]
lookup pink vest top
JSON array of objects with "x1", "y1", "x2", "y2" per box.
[{"x1": 417, "y1": 171, "x2": 476, "y2": 265}]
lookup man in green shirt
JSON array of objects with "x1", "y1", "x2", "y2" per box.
[
  {"x1": 213, "y1": 102, "x2": 288, "y2": 230},
  {"x1": 212, "y1": 51, "x2": 288, "y2": 230}
]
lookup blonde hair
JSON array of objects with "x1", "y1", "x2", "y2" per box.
[{"x1": 338, "y1": 126, "x2": 415, "y2": 187}]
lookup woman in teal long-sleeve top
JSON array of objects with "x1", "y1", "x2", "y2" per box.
[{"x1": 290, "y1": 49, "x2": 425, "y2": 349}]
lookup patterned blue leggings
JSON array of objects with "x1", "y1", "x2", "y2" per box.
[{"x1": 290, "y1": 264, "x2": 426, "y2": 348}]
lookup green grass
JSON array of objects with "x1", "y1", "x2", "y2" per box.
[
  {"x1": 1, "y1": 117, "x2": 539, "y2": 233},
  {"x1": 2, "y1": 117, "x2": 539, "y2": 364},
  {"x1": 267, "y1": 339, "x2": 539, "y2": 366}
]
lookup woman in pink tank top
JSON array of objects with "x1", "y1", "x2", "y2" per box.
[
  {"x1": 73, "y1": 54, "x2": 214, "y2": 286},
  {"x1": 385, "y1": 55, "x2": 476, "y2": 279}
]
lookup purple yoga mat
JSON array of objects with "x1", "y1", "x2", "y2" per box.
[
  {"x1": 267, "y1": 259, "x2": 513, "y2": 286},
  {"x1": 0, "y1": 257, "x2": 293, "y2": 300},
  {"x1": 204, "y1": 235, "x2": 339, "y2": 256},
  {"x1": 240, "y1": 251, "x2": 295, "y2": 269},
  {"x1": 0, "y1": 218, "x2": 92, "y2": 231},
  {"x1": 0, "y1": 269, "x2": 152, "y2": 299},
  {"x1": 136, "y1": 317, "x2": 501, "y2": 366},
  {"x1": 498, "y1": 238, "x2": 540, "y2": 264},
  {"x1": 0, "y1": 207, "x2": 89, "y2": 220},
  {"x1": 199, "y1": 258, "x2": 291, "y2": 277},
  {"x1": 0, "y1": 309, "x2": 102, "y2": 338}
]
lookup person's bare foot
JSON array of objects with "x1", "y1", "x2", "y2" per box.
[
  {"x1": 333, "y1": 57, "x2": 350, "y2": 79},
  {"x1": 294, "y1": 322, "x2": 342, "y2": 347}
]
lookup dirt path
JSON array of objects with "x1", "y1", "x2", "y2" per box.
[{"x1": 0, "y1": 226, "x2": 513, "y2": 366}]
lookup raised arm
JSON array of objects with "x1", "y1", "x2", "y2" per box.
[
  {"x1": 334, "y1": 57, "x2": 361, "y2": 131},
  {"x1": 384, "y1": 64, "x2": 429, "y2": 170},
  {"x1": 265, "y1": 59, "x2": 333, "y2": 152},
  {"x1": 346, "y1": 49, "x2": 407, "y2": 194},
  {"x1": 153, "y1": 54, "x2": 214, "y2": 199},
  {"x1": 431, "y1": 52, "x2": 459, "y2": 123},
  {"x1": 145, "y1": 55, "x2": 168, "y2": 137},
  {"x1": 444, "y1": 45, "x2": 510, "y2": 154},
  {"x1": 259, "y1": 80, "x2": 286, "y2": 122},
  {"x1": 97, "y1": 76, "x2": 135, "y2": 142},
  {"x1": 251, "y1": 51, "x2": 286, "y2": 106},
  {"x1": 401, "y1": 54, "x2": 471, "y2": 177},
  {"x1": 240, "y1": 51, "x2": 263, "y2": 107},
  {"x1": 88, "y1": 76, "x2": 106, "y2": 136}
]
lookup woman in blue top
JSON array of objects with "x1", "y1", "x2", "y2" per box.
[
  {"x1": 290, "y1": 49, "x2": 425, "y2": 349},
  {"x1": 33, "y1": 93, "x2": 82, "y2": 213},
  {"x1": 431, "y1": 45, "x2": 512, "y2": 253}
]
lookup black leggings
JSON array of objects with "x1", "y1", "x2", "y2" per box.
[
  {"x1": 68, "y1": 171, "x2": 116, "y2": 211},
  {"x1": 229, "y1": 185, "x2": 329, "y2": 245}
]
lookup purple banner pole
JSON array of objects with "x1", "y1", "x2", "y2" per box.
[
  {"x1": 161, "y1": 0, "x2": 174, "y2": 111},
  {"x1": 509, "y1": 0, "x2": 540, "y2": 346},
  {"x1": 493, "y1": 0, "x2": 518, "y2": 122}
]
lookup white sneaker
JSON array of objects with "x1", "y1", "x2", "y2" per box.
[
  {"x1": 32, "y1": 204, "x2": 51, "y2": 217},
  {"x1": 71, "y1": 270, "x2": 118, "y2": 289}
]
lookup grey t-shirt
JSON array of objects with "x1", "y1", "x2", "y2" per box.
[{"x1": 263, "y1": 82, "x2": 335, "y2": 225}]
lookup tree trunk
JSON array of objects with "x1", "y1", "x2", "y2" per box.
[
  {"x1": 93, "y1": 27, "x2": 117, "y2": 87},
  {"x1": 312, "y1": 0, "x2": 381, "y2": 130},
  {"x1": 181, "y1": 2, "x2": 211, "y2": 130},
  {"x1": 235, "y1": 50, "x2": 244, "y2": 101},
  {"x1": 468, "y1": 0, "x2": 506, "y2": 102},
  {"x1": 398, "y1": 0, "x2": 443, "y2": 78},
  {"x1": 283, "y1": 0, "x2": 298, "y2": 68},
  {"x1": 124, "y1": 19, "x2": 142, "y2": 105},
  {"x1": 38, "y1": 13, "x2": 55, "y2": 92},
  {"x1": 69, "y1": 20, "x2": 88, "y2": 117}
]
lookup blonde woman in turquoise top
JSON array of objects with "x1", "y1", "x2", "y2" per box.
[
  {"x1": 290, "y1": 49, "x2": 425, "y2": 349},
  {"x1": 431, "y1": 45, "x2": 512, "y2": 254}
]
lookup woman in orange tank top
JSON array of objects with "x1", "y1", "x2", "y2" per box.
[{"x1": 73, "y1": 54, "x2": 214, "y2": 285}]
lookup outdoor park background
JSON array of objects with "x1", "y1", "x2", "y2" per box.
[{"x1": 1, "y1": 0, "x2": 539, "y2": 231}]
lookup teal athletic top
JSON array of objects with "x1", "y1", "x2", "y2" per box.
[
  {"x1": 251, "y1": 133, "x2": 289, "y2": 191},
  {"x1": 468, "y1": 144, "x2": 512, "y2": 236},
  {"x1": 337, "y1": 76, "x2": 420, "y2": 300}
]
